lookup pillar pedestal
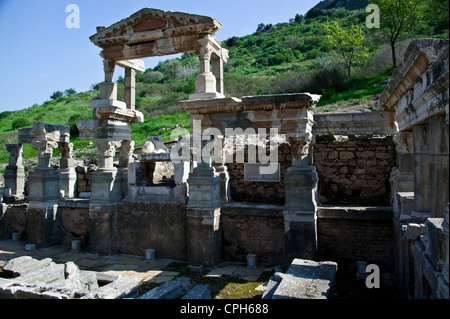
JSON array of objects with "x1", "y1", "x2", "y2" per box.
[
  {"x1": 3, "y1": 144, "x2": 25, "y2": 201},
  {"x1": 283, "y1": 166, "x2": 318, "y2": 267},
  {"x1": 28, "y1": 140, "x2": 60, "y2": 248},
  {"x1": 186, "y1": 160, "x2": 222, "y2": 266}
]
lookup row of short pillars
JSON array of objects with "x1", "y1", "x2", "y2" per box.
[
  {"x1": 145, "y1": 248, "x2": 258, "y2": 269},
  {"x1": 11, "y1": 234, "x2": 259, "y2": 269}
]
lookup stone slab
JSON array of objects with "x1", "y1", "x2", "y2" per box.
[
  {"x1": 139, "y1": 280, "x2": 183, "y2": 299},
  {"x1": 182, "y1": 285, "x2": 211, "y2": 299},
  {"x1": 264, "y1": 259, "x2": 337, "y2": 299}
]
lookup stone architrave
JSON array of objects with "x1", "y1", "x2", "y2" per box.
[{"x1": 4, "y1": 144, "x2": 25, "y2": 199}]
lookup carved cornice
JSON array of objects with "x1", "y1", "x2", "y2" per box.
[{"x1": 90, "y1": 8, "x2": 222, "y2": 50}]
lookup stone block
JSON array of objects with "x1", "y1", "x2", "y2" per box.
[
  {"x1": 2, "y1": 256, "x2": 53, "y2": 278},
  {"x1": 16, "y1": 262, "x2": 65, "y2": 285},
  {"x1": 182, "y1": 285, "x2": 211, "y2": 299},
  {"x1": 139, "y1": 280, "x2": 183, "y2": 299},
  {"x1": 424, "y1": 218, "x2": 446, "y2": 270},
  {"x1": 263, "y1": 259, "x2": 337, "y2": 299},
  {"x1": 82, "y1": 276, "x2": 138, "y2": 299}
]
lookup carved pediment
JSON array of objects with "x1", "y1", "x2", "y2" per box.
[{"x1": 90, "y1": 8, "x2": 222, "y2": 59}]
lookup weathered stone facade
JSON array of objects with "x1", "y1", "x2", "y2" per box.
[
  {"x1": 314, "y1": 135, "x2": 396, "y2": 205},
  {"x1": 1, "y1": 9, "x2": 448, "y2": 300}
]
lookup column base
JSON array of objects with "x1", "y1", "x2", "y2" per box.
[
  {"x1": 28, "y1": 167, "x2": 60, "y2": 205},
  {"x1": 283, "y1": 211, "x2": 317, "y2": 268},
  {"x1": 90, "y1": 168, "x2": 123, "y2": 205},
  {"x1": 89, "y1": 203, "x2": 119, "y2": 256},
  {"x1": 27, "y1": 203, "x2": 60, "y2": 248},
  {"x1": 187, "y1": 208, "x2": 221, "y2": 267}
]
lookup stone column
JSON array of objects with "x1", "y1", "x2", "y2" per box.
[
  {"x1": 28, "y1": 140, "x2": 59, "y2": 206},
  {"x1": 412, "y1": 124, "x2": 431, "y2": 218},
  {"x1": 118, "y1": 139, "x2": 135, "y2": 197},
  {"x1": 283, "y1": 108, "x2": 318, "y2": 267},
  {"x1": 190, "y1": 36, "x2": 224, "y2": 100},
  {"x1": 186, "y1": 131, "x2": 222, "y2": 266},
  {"x1": 390, "y1": 130, "x2": 415, "y2": 221},
  {"x1": 90, "y1": 140, "x2": 122, "y2": 205},
  {"x1": 99, "y1": 59, "x2": 117, "y2": 100},
  {"x1": 27, "y1": 139, "x2": 60, "y2": 248},
  {"x1": 438, "y1": 204, "x2": 449, "y2": 298},
  {"x1": 283, "y1": 132, "x2": 318, "y2": 266},
  {"x1": 211, "y1": 135, "x2": 231, "y2": 203},
  {"x1": 3, "y1": 144, "x2": 25, "y2": 200},
  {"x1": 429, "y1": 115, "x2": 449, "y2": 218},
  {"x1": 124, "y1": 68, "x2": 136, "y2": 110},
  {"x1": 211, "y1": 49, "x2": 228, "y2": 96},
  {"x1": 89, "y1": 139, "x2": 122, "y2": 256},
  {"x1": 58, "y1": 142, "x2": 76, "y2": 198}
]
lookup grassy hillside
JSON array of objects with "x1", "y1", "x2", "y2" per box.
[{"x1": 1, "y1": 3, "x2": 448, "y2": 164}]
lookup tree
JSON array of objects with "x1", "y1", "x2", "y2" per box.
[
  {"x1": 294, "y1": 14, "x2": 305, "y2": 24},
  {"x1": 369, "y1": 0, "x2": 424, "y2": 68},
  {"x1": 163, "y1": 59, "x2": 182, "y2": 80},
  {"x1": 64, "y1": 88, "x2": 77, "y2": 96},
  {"x1": 50, "y1": 91, "x2": 63, "y2": 100},
  {"x1": 323, "y1": 22, "x2": 369, "y2": 77}
]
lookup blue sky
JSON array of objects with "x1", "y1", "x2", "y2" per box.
[{"x1": 0, "y1": 0, "x2": 318, "y2": 112}]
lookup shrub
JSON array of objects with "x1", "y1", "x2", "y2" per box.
[{"x1": 12, "y1": 117, "x2": 31, "y2": 130}]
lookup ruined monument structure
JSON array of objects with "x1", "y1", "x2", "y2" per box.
[{"x1": 1, "y1": 8, "x2": 448, "y2": 299}]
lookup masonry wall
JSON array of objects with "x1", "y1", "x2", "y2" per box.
[
  {"x1": 220, "y1": 203, "x2": 285, "y2": 265},
  {"x1": 226, "y1": 143, "x2": 292, "y2": 205},
  {"x1": 317, "y1": 207, "x2": 394, "y2": 270},
  {"x1": 314, "y1": 135, "x2": 396, "y2": 206},
  {"x1": 117, "y1": 201, "x2": 188, "y2": 260},
  {"x1": 58, "y1": 202, "x2": 90, "y2": 247},
  {"x1": 0, "y1": 203, "x2": 28, "y2": 241}
]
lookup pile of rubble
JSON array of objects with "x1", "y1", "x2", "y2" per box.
[
  {"x1": 0, "y1": 256, "x2": 211, "y2": 299},
  {"x1": 0, "y1": 256, "x2": 137, "y2": 299}
]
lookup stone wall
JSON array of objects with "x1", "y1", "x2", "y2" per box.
[
  {"x1": 117, "y1": 201, "x2": 188, "y2": 260},
  {"x1": 317, "y1": 206, "x2": 394, "y2": 270},
  {"x1": 0, "y1": 203, "x2": 28, "y2": 241},
  {"x1": 220, "y1": 203, "x2": 285, "y2": 265},
  {"x1": 75, "y1": 165, "x2": 96, "y2": 196},
  {"x1": 226, "y1": 143, "x2": 292, "y2": 205},
  {"x1": 58, "y1": 199, "x2": 90, "y2": 246},
  {"x1": 314, "y1": 135, "x2": 396, "y2": 205}
]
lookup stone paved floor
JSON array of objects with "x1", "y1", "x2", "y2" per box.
[
  {"x1": 0, "y1": 240, "x2": 177, "y2": 284},
  {"x1": 0, "y1": 240, "x2": 269, "y2": 285}
]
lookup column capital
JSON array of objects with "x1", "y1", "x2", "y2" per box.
[
  {"x1": 6, "y1": 144, "x2": 23, "y2": 166},
  {"x1": 103, "y1": 59, "x2": 116, "y2": 82},
  {"x1": 94, "y1": 140, "x2": 121, "y2": 158},
  {"x1": 58, "y1": 142, "x2": 74, "y2": 159},
  {"x1": 287, "y1": 132, "x2": 314, "y2": 168},
  {"x1": 31, "y1": 140, "x2": 58, "y2": 158}
]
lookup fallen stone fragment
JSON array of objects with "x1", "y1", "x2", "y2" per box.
[
  {"x1": 263, "y1": 259, "x2": 337, "y2": 299},
  {"x1": 139, "y1": 280, "x2": 183, "y2": 299},
  {"x1": 182, "y1": 285, "x2": 211, "y2": 299}
]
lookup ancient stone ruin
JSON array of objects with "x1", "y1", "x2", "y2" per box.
[{"x1": 1, "y1": 9, "x2": 448, "y2": 299}]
